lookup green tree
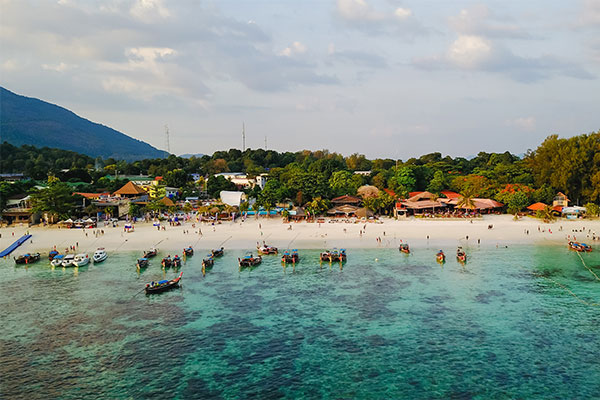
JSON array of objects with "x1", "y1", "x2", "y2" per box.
[
  {"x1": 206, "y1": 175, "x2": 236, "y2": 198},
  {"x1": 427, "y1": 170, "x2": 446, "y2": 195},
  {"x1": 329, "y1": 170, "x2": 363, "y2": 197},
  {"x1": 30, "y1": 178, "x2": 78, "y2": 222},
  {"x1": 584, "y1": 202, "x2": 600, "y2": 217},
  {"x1": 388, "y1": 167, "x2": 416, "y2": 197},
  {"x1": 507, "y1": 191, "x2": 529, "y2": 215},
  {"x1": 164, "y1": 169, "x2": 189, "y2": 188},
  {"x1": 305, "y1": 197, "x2": 330, "y2": 216}
]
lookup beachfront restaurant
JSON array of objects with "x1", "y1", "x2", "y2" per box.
[
  {"x1": 443, "y1": 198, "x2": 504, "y2": 214},
  {"x1": 398, "y1": 191, "x2": 447, "y2": 216},
  {"x1": 327, "y1": 204, "x2": 360, "y2": 217}
]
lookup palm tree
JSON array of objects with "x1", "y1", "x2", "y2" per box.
[
  {"x1": 536, "y1": 205, "x2": 556, "y2": 222},
  {"x1": 456, "y1": 194, "x2": 475, "y2": 211}
]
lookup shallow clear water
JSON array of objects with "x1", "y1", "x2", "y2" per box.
[{"x1": 1, "y1": 244, "x2": 599, "y2": 399}]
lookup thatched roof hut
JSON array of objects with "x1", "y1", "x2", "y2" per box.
[
  {"x1": 355, "y1": 207, "x2": 374, "y2": 218},
  {"x1": 113, "y1": 181, "x2": 146, "y2": 197},
  {"x1": 331, "y1": 195, "x2": 361, "y2": 205},
  {"x1": 527, "y1": 202, "x2": 547, "y2": 211},
  {"x1": 327, "y1": 204, "x2": 360, "y2": 215}
]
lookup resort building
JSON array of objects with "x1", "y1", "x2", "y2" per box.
[
  {"x1": 113, "y1": 181, "x2": 147, "y2": 198},
  {"x1": 553, "y1": 192, "x2": 569, "y2": 209},
  {"x1": 213, "y1": 172, "x2": 267, "y2": 189},
  {"x1": 331, "y1": 195, "x2": 362, "y2": 206},
  {"x1": 1, "y1": 194, "x2": 38, "y2": 225}
]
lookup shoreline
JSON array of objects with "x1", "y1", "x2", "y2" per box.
[{"x1": 1, "y1": 215, "x2": 598, "y2": 255}]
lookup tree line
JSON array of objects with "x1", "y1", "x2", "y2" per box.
[{"x1": 1, "y1": 130, "x2": 599, "y2": 218}]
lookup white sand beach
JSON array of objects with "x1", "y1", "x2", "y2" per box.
[{"x1": 2, "y1": 215, "x2": 599, "y2": 256}]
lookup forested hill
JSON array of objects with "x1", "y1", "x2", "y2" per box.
[{"x1": 0, "y1": 87, "x2": 167, "y2": 161}]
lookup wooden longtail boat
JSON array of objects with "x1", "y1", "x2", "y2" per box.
[
  {"x1": 145, "y1": 272, "x2": 183, "y2": 294},
  {"x1": 436, "y1": 250, "x2": 445, "y2": 263},
  {"x1": 456, "y1": 247, "x2": 467, "y2": 263},
  {"x1": 202, "y1": 255, "x2": 214, "y2": 269},
  {"x1": 14, "y1": 252, "x2": 41, "y2": 265},
  {"x1": 183, "y1": 247, "x2": 194, "y2": 256},
  {"x1": 239, "y1": 253, "x2": 262, "y2": 267},
  {"x1": 137, "y1": 258, "x2": 149, "y2": 269},
  {"x1": 172, "y1": 256, "x2": 182, "y2": 268},
  {"x1": 399, "y1": 244, "x2": 410, "y2": 254},
  {"x1": 212, "y1": 247, "x2": 224, "y2": 257},
  {"x1": 320, "y1": 248, "x2": 347, "y2": 262},
  {"x1": 281, "y1": 249, "x2": 299, "y2": 264},
  {"x1": 48, "y1": 250, "x2": 59, "y2": 260},
  {"x1": 161, "y1": 256, "x2": 172, "y2": 268},
  {"x1": 257, "y1": 244, "x2": 278, "y2": 255},
  {"x1": 144, "y1": 248, "x2": 158, "y2": 258},
  {"x1": 568, "y1": 241, "x2": 592, "y2": 252}
]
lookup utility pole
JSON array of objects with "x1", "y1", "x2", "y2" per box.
[
  {"x1": 242, "y1": 122, "x2": 246, "y2": 152},
  {"x1": 264, "y1": 135, "x2": 267, "y2": 150},
  {"x1": 165, "y1": 125, "x2": 171, "y2": 154}
]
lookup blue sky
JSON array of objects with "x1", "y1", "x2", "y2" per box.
[{"x1": 1, "y1": 0, "x2": 598, "y2": 159}]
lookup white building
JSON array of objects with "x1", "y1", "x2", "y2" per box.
[{"x1": 214, "y1": 172, "x2": 263, "y2": 189}]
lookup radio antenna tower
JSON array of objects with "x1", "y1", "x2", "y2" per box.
[
  {"x1": 242, "y1": 122, "x2": 246, "y2": 152},
  {"x1": 165, "y1": 125, "x2": 171, "y2": 154}
]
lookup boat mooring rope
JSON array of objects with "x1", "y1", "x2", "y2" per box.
[
  {"x1": 537, "y1": 275, "x2": 599, "y2": 307},
  {"x1": 575, "y1": 251, "x2": 600, "y2": 282}
]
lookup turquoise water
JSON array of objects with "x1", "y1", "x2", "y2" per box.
[{"x1": 1, "y1": 245, "x2": 599, "y2": 399}]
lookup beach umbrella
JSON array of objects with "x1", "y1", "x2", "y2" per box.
[{"x1": 64, "y1": 218, "x2": 74, "y2": 223}]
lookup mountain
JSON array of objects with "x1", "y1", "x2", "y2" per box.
[
  {"x1": 180, "y1": 153, "x2": 205, "y2": 158},
  {"x1": 0, "y1": 87, "x2": 168, "y2": 161}
]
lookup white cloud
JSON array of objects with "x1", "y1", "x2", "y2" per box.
[
  {"x1": 394, "y1": 8, "x2": 412, "y2": 20},
  {"x1": 335, "y1": 0, "x2": 423, "y2": 35},
  {"x1": 506, "y1": 116, "x2": 536, "y2": 131},
  {"x1": 1, "y1": 59, "x2": 18, "y2": 71},
  {"x1": 280, "y1": 41, "x2": 307, "y2": 57},
  {"x1": 447, "y1": 35, "x2": 493, "y2": 69},
  {"x1": 337, "y1": 0, "x2": 384, "y2": 22},
  {"x1": 448, "y1": 4, "x2": 530, "y2": 39},
  {"x1": 580, "y1": 0, "x2": 600, "y2": 26},
  {"x1": 130, "y1": 0, "x2": 170, "y2": 22},
  {"x1": 41, "y1": 62, "x2": 75, "y2": 72}
]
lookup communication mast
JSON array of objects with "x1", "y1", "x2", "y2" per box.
[
  {"x1": 242, "y1": 122, "x2": 246, "y2": 152},
  {"x1": 165, "y1": 124, "x2": 171, "y2": 154}
]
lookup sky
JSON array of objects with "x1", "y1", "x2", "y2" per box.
[{"x1": 1, "y1": 0, "x2": 599, "y2": 160}]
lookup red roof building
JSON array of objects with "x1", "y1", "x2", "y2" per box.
[{"x1": 527, "y1": 202, "x2": 547, "y2": 211}]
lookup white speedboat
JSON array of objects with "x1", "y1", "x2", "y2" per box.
[
  {"x1": 93, "y1": 248, "x2": 108, "y2": 263},
  {"x1": 72, "y1": 253, "x2": 90, "y2": 267},
  {"x1": 62, "y1": 254, "x2": 75, "y2": 267},
  {"x1": 51, "y1": 254, "x2": 65, "y2": 267}
]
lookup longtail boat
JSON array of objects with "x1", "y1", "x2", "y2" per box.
[
  {"x1": 257, "y1": 244, "x2": 278, "y2": 255},
  {"x1": 202, "y1": 255, "x2": 214, "y2": 269},
  {"x1": 14, "y1": 252, "x2": 41, "y2": 265},
  {"x1": 137, "y1": 258, "x2": 149, "y2": 269},
  {"x1": 212, "y1": 247, "x2": 224, "y2": 257},
  {"x1": 436, "y1": 250, "x2": 446, "y2": 263},
  {"x1": 281, "y1": 249, "x2": 299, "y2": 264},
  {"x1": 568, "y1": 241, "x2": 592, "y2": 252},
  {"x1": 144, "y1": 248, "x2": 158, "y2": 258},
  {"x1": 399, "y1": 243, "x2": 410, "y2": 254},
  {"x1": 145, "y1": 272, "x2": 183, "y2": 294},
  {"x1": 239, "y1": 253, "x2": 262, "y2": 268},
  {"x1": 48, "y1": 250, "x2": 59, "y2": 260},
  {"x1": 172, "y1": 255, "x2": 182, "y2": 268},
  {"x1": 456, "y1": 247, "x2": 467, "y2": 263},
  {"x1": 161, "y1": 256, "x2": 172, "y2": 268},
  {"x1": 320, "y1": 248, "x2": 347, "y2": 262},
  {"x1": 183, "y1": 247, "x2": 194, "y2": 256}
]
